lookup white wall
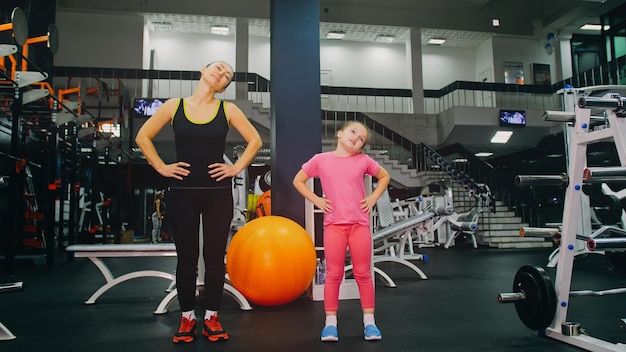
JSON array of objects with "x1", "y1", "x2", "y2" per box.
[
  {"x1": 422, "y1": 46, "x2": 476, "y2": 89},
  {"x1": 55, "y1": 10, "x2": 565, "y2": 93},
  {"x1": 492, "y1": 36, "x2": 558, "y2": 85},
  {"x1": 148, "y1": 32, "x2": 237, "y2": 71},
  {"x1": 475, "y1": 39, "x2": 495, "y2": 82},
  {"x1": 55, "y1": 11, "x2": 144, "y2": 68},
  {"x1": 320, "y1": 41, "x2": 409, "y2": 88}
]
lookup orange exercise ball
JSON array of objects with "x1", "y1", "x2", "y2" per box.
[{"x1": 226, "y1": 215, "x2": 316, "y2": 306}]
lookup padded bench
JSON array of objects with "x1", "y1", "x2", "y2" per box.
[{"x1": 66, "y1": 243, "x2": 252, "y2": 314}]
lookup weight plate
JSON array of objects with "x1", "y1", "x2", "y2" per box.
[
  {"x1": 11, "y1": 7, "x2": 28, "y2": 46},
  {"x1": 582, "y1": 183, "x2": 602, "y2": 197},
  {"x1": 260, "y1": 171, "x2": 271, "y2": 191},
  {"x1": 47, "y1": 23, "x2": 59, "y2": 54},
  {"x1": 513, "y1": 265, "x2": 556, "y2": 330},
  {"x1": 603, "y1": 226, "x2": 626, "y2": 274},
  {"x1": 592, "y1": 194, "x2": 622, "y2": 225},
  {"x1": 606, "y1": 251, "x2": 626, "y2": 274}
]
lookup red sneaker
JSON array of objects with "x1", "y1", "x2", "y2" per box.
[
  {"x1": 202, "y1": 314, "x2": 229, "y2": 342},
  {"x1": 172, "y1": 316, "x2": 196, "y2": 343}
]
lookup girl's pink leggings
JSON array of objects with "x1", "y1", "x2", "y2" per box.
[{"x1": 323, "y1": 223, "x2": 374, "y2": 312}]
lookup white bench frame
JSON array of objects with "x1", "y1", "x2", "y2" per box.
[
  {"x1": 0, "y1": 322, "x2": 15, "y2": 341},
  {"x1": 66, "y1": 243, "x2": 252, "y2": 314},
  {"x1": 0, "y1": 281, "x2": 23, "y2": 341}
]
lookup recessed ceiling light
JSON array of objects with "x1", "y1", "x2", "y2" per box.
[
  {"x1": 492, "y1": 19, "x2": 500, "y2": 27},
  {"x1": 211, "y1": 25, "x2": 230, "y2": 35},
  {"x1": 326, "y1": 31, "x2": 346, "y2": 40},
  {"x1": 375, "y1": 34, "x2": 395, "y2": 43},
  {"x1": 428, "y1": 38, "x2": 446, "y2": 45},
  {"x1": 475, "y1": 152, "x2": 494, "y2": 157},
  {"x1": 490, "y1": 131, "x2": 513, "y2": 144}
]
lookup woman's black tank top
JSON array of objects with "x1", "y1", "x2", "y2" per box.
[{"x1": 170, "y1": 98, "x2": 230, "y2": 188}]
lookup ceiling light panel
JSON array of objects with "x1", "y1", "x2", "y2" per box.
[
  {"x1": 375, "y1": 34, "x2": 395, "y2": 43},
  {"x1": 580, "y1": 24, "x2": 610, "y2": 31},
  {"x1": 491, "y1": 131, "x2": 513, "y2": 144},
  {"x1": 151, "y1": 22, "x2": 172, "y2": 32},
  {"x1": 475, "y1": 152, "x2": 494, "y2": 157},
  {"x1": 144, "y1": 14, "x2": 494, "y2": 48},
  {"x1": 428, "y1": 38, "x2": 446, "y2": 45},
  {"x1": 326, "y1": 31, "x2": 346, "y2": 39},
  {"x1": 211, "y1": 25, "x2": 230, "y2": 35},
  {"x1": 421, "y1": 28, "x2": 491, "y2": 48}
]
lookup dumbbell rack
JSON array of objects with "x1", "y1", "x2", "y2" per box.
[{"x1": 546, "y1": 85, "x2": 626, "y2": 351}]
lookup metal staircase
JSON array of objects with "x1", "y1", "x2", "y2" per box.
[{"x1": 414, "y1": 170, "x2": 550, "y2": 248}]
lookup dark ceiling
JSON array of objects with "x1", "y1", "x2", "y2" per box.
[{"x1": 56, "y1": 0, "x2": 626, "y2": 38}]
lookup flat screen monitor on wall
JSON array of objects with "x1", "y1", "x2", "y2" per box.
[
  {"x1": 499, "y1": 110, "x2": 526, "y2": 127},
  {"x1": 133, "y1": 98, "x2": 167, "y2": 117}
]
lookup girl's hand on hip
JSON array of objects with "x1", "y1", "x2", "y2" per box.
[
  {"x1": 313, "y1": 196, "x2": 333, "y2": 213},
  {"x1": 360, "y1": 196, "x2": 377, "y2": 213}
]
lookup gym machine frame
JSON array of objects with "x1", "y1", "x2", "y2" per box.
[
  {"x1": 503, "y1": 86, "x2": 626, "y2": 352},
  {"x1": 0, "y1": 6, "x2": 59, "y2": 341}
]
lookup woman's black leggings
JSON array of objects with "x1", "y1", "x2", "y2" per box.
[{"x1": 166, "y1": 187, "x2": 233, "y2": 312}]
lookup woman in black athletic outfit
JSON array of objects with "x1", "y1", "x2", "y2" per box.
[{"x1": 135, "y1": 61, "x2": 262, "y2": 344}]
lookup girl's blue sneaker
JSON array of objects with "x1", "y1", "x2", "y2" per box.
[
  {"x1": 321, "y1": 325, "x2": 338, "y2": 342},
  {"x1": 364, "y1": 324, "x2": 382, "y2": 341}
]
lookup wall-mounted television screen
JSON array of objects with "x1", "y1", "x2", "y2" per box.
[
  {"x1": 499, "y1": 110, "x2": 526, "y2": 127},
  {"x1": 133, "y1": 98, "x2": 167, "y2": 117}
]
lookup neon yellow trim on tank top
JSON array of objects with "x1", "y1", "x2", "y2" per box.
[
  {"x1": 223, "y1": 101, "x2": 231, "y2": 125},
  {"x1": 181, "y1": 98, "x2": 221, "y2": 124}
]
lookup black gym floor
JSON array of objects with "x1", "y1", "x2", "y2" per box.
[{"x1": 2, "y1": 243, "x2": 624, "y2": 352}]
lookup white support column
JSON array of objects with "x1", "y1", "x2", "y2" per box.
[
  {"x1": 235, "y1": 18, "x2": 249, "y2": 101},
  {"x1": 406, "y1": 27, "x2": 424, "y2": 114},
  {"x1": 556, "y1": 32, "x2": 573, "y2": 83}
]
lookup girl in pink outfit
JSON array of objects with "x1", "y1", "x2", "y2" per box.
[{"x1": 293, "y1": 121, "x2": 390, "y2": 342}]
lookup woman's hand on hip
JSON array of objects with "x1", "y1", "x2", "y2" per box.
[
  {"x1": 158, "y1": 162, "x2": 190, "y2": 180},
  {"x1": 208, "y1": 163, "x2": 239, "y2": 181}
]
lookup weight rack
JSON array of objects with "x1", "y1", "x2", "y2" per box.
[{"x1": 513, "y1": 85, "x2": 626, "y2": 352}]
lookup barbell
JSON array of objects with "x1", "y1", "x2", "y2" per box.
[
  {"x1": 498, "y1": 265, "x2": 626, "y2": 330},
  {"x1": 497, "y1": 265, "x2": 557, "y2": 330},
  {"x1": 585, "y1": 227, "x2": 626, "y2": 275},
  {"x1": 520, "y1": 226, "x2": 626, "y2": 274}
]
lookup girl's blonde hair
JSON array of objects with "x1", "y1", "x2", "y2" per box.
[{"x1": 338, "y1": 121, "x2": 371, "y2": 147}]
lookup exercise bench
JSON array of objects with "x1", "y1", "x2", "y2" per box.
[
  {"x1": 66, "y1": 243, "x2": 252, "y2": 314},
  {"x1": 345, "y1": 190, "x2": 433, "y2": 288}
]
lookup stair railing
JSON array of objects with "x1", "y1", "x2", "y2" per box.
[{"x1": 416, "y1": 143, "x2": 495, "y2": 210}]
